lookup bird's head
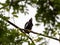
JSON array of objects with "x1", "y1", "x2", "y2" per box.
[{"x1": 29, "y1": 18, "x2": 32, "y2": 22}]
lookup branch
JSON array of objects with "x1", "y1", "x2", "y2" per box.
[
  {"x1": 1, "y1": 17, "x2": 60, "y2": 41},
  {"x1": 1, "y1": 17, "x2": 35, "y2": 44},
  {"x1": 30, "y1": 31, "x2": 60, "y2": 41}
]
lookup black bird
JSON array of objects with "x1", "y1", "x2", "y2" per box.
[{"x1": 24, "y1": 18, "x2": 33, "y2": 34}]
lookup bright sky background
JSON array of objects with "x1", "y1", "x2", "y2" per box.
[{"x1": 0, "y1": 0, "x2": 60, "y2": 45}]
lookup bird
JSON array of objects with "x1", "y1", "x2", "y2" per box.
[{"x1": 24, "y1": 18, "x2": 33, "y2": 34}]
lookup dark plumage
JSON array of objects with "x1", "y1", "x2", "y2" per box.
[{"x1": 24, "y1": 18, "x2": 33, "y2": 34}]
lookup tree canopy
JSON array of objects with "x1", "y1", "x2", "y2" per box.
[{"x1": 0, "y1": 0, "x2": 60, "y2": 45}]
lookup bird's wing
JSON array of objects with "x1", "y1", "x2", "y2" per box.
[{"x1": 24, "y1": 22, "x2": 28, "y2": 29}]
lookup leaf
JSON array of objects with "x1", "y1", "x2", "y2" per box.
[
  {"x1": 34, "y1": 37, "x2": 43, "y2": 42},
  {"x1": 35, "y1": 23, "x2": 40, "y2": 26},
  {"x1": 13, "y1": 14, "x2": 18, "y2": 18},
  {"x1": 30, "y1": 42, "x2": 35, "y2": 45},
  {"x1": 12, "y1": 12, "x2": 17, "y2": 14},
  {"x1": 6, "y1": 8, "x2": 10, "y2": 11}
]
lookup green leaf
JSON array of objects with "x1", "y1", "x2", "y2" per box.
[
  {"x1": 12, "y1": 12, "x2": 17, "y2": 14},
  {"x1": 34, "y1": 37, "x2": 43, "y2": 42},
  {"x1": 13, "y1": 14, "x2": 18, "y2": 18},
  {"x1": 6, "y1": 8, "x2": 9, "y2": 11},
  {"x1": 35, "y1": 23, "x2": 40, "y2": 26},
  {"x1": 30, "y1": 42, "x2": 35, "y2": 45}
]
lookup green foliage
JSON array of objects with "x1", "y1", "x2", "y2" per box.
[
  {"x1": 34, "y1": 37, "x2": 43, "y2": 42},
  {"x1": 0, "y1": 14, "x2": 34, "y2": 45},
  {"x1": 0, "y1": 0, "x2": 60, "y2": 45}
]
